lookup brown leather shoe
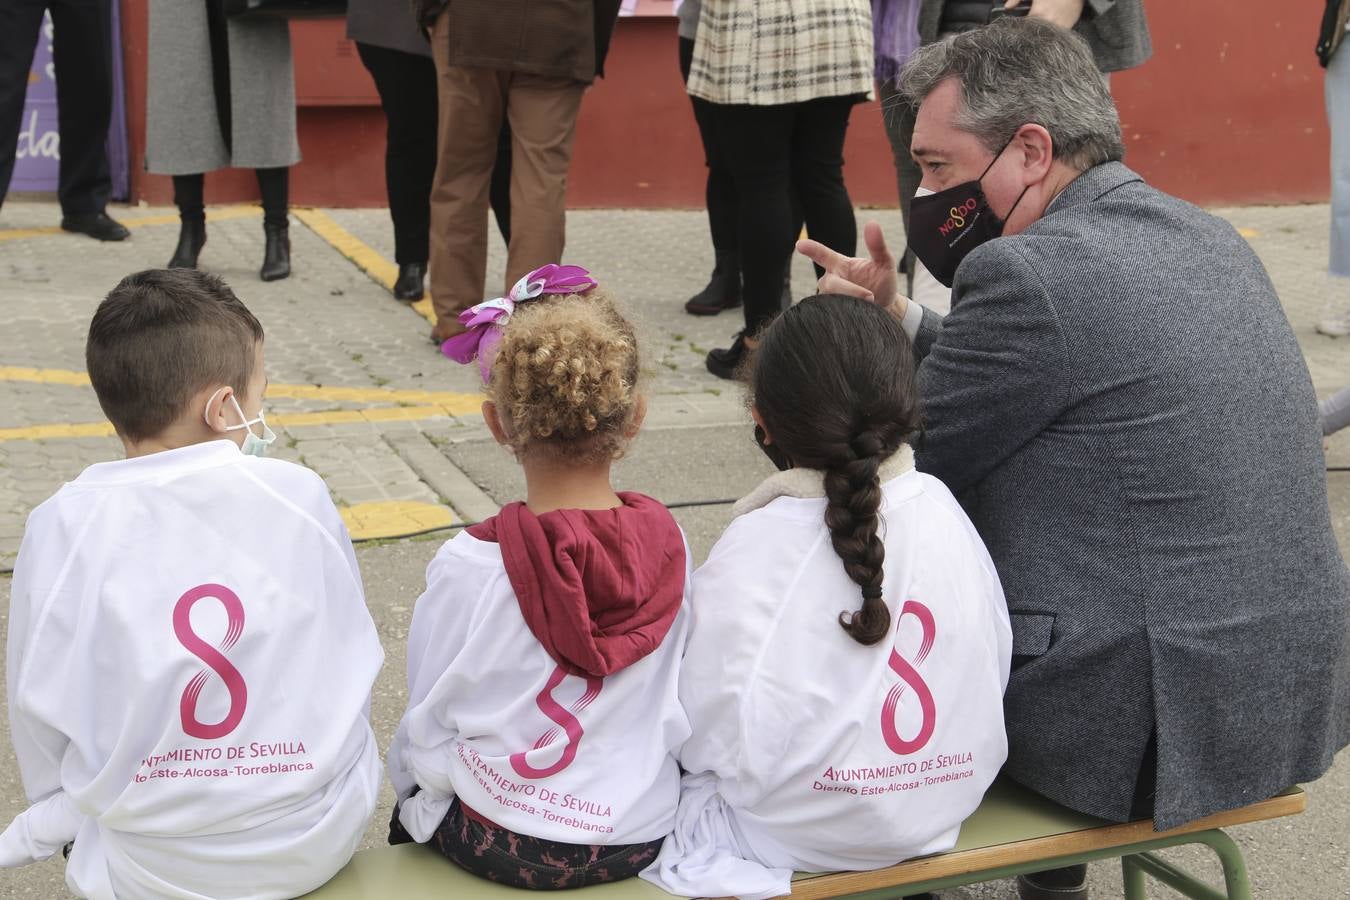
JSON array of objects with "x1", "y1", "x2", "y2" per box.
[{"x1": 430, "y1": 319, "x2": 466, "y2": 345}]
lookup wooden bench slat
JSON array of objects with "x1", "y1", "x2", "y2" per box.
[
  {"x1": 301, "y1": 844, "x2": 672, "y2": 898},
  {"x1": 787, "y1": 783, "x2": 1305, "y2": 899},
  {"x1": 303, "y1": 782, "x2": 1306, "y2": 899}
]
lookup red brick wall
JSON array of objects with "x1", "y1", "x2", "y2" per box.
[{"x1": 121, "y1": 1, "x2": 1330, "y2": 209}]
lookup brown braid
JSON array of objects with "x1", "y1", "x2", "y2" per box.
[
  {"x1": 750, "y1": 295, "x2": 922, "y2": 646},
  {"x1": 824, "y1": 425, "x2": 907, "y2": 644}
]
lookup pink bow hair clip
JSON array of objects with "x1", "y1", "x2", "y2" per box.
[{"x1": 441, "y1": 264, "x2": 598, "y2": 382}]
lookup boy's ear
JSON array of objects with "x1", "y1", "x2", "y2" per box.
[
  {"x1": 624, "y1": 394, "x2": 648, "y2": 440},
  {"x1": 203, "y1": 386, "x2": 235, "y2": 435},
  {"x1": 482, "y1": 400, "x2": 511, "y2": 447}
]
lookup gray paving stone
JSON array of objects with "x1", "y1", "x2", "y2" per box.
[{"x1": 4, "y1": 197, "x2": 1350, "y2": 896}]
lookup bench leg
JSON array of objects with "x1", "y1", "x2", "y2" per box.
[
  {"x1": 1114, "y1": 831, "x2": 1253, "y2": 900},
  {"x1": 1194, "y1": 829, "x2": 1254, "y2": 900},
  {"x1": 1121, "y1": 854, "x2": 1149, "y2": 900}
]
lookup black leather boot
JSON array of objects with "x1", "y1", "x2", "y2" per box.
[
  {"x1": 167, "y1": 218, "x2": 206, "y2": 269},
  {"x1": 685, "y1": 251, "x2": 742, "y2": 316},
  {"x1": 260, "y1": 222, "x2": 291, "y2": 282},
  {"x1": 61, "y1": 211, "x2": 130, "y2": 241},
  {"x1": 393, "y1": 263, "x2": 426, "y2": 301}
]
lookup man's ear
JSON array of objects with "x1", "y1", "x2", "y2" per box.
[
  {"x1": 1015, "y1": 123, "x2": 1055, "y2": 183},
  {"x1": 203, "y1": 386, "x2": 234, "y2": 435},
  {"x1": 483, "y1": 400, "x2": 511, "y2": 447}
]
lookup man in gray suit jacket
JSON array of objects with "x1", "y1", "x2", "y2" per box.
[{"x1": 803, "y1": 17, "x2": 1350, "y2": 900}]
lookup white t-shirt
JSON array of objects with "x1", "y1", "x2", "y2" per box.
[
  {"x1": 2, "y1": 440, "x2": 383, "y2": 899},
  {"x1": 387, "y1": 529, "x2": 692, "y2": 846},
  {"x1": 644, "y1": 451, "x2": 1012, "y2": 899}
]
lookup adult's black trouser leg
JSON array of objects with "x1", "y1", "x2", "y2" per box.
[
  {"x1": 0, "y1": 0, "x2": 46, "y2": 209},
  {"x1": 173, "y1": 173, "x2": 206, "y2": 224},
  {"x1": 356, "y1": 42, "x2": 438, "y2": 266},
  {"x1": 790, "y1": 95, "x2": 858, "y2": 278},
  {"x1": 680, "y1": 36, "x2": 738, "y2": 264},
  {"x1": 490, "y1": 118, "x2": 511, "y2": 245},
  {"x1": 703, "y1": 101, "x2": 795, "y2": 336},
  {"x1": 256, "y1": 166, "x2": 288, "y2": 228},
  {"x1": 50, "y1": 0, "x2": 115, "y2": 215}
]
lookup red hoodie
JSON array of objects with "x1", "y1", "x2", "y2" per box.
[{"x1": 467, "y1": 492, "x2": 686, "y2": 678}]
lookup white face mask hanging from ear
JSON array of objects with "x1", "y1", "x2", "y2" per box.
[{"x1": 205, "y1": 388, "x2": 277, "y2": 457}]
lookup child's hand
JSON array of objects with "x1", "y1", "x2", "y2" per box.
[{"x1": 796, "y1": 222, "x2": 909, "y2": 321}]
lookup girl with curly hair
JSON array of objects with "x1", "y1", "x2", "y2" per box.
[{"x1": 386, "y1": 266, "x2": 691, "y2": 889}]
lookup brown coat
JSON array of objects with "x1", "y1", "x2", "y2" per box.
[{"x1": 430, "y1": 0, "x2": 620, "y2": 84}]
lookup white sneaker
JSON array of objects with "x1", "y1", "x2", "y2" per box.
[
  {"x1": 1317, "y1": 312, "x2": 1350, "y2": 337},
  {"x1": 1318, "y1": 276, "x2": 1350, "y2": 336}
]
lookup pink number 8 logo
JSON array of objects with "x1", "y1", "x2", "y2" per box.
[
  {"x1": 881, "y1": 600, "x2": 937, "y2": 755},
  {"x1": 509, "y1": 664, "x2": 603, "y2": 780},
  {"x1": 173, "y1": 584, "x2": 248, "y2": 740}
]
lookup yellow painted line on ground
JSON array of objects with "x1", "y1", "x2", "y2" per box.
[
  {"x1": 293, "y1": 208, "x2": 438, "y2": 326},
  {"x1": 1238, "y1": 227, "x2": 1260, "y2": 239},
  {"x1": 0, "y1": 366, "x2": 92, "y2": 386},
  {"x1": 0, "y1": 366, "x2": 482, "y2": 415},
  {"x1": 0, "y1": 205, "x2": 261, "y2": 243},
  {"x1": 0, "y1": 422, "x2": 117, "y2": 441},
  {"x1": 340, "y1": 500, "x2": 458, "y2": 541},
  {"x1": 269, "y1": 403, "x2": 479, "y2": 425},
  {"x1": 0, "y1": 404, "x2": 475, "y2": 443},
  {"x1": 267, "y1": 383, "x2": 480, "y2": 409}
]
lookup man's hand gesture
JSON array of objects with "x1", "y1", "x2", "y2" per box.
[{"x1": 796, "y1": 222, "x2": 910, "y2": 320}]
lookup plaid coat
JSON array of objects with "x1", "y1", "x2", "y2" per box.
[{"x1": 687, "y1": 0, "x2": 874, "y2": 106}]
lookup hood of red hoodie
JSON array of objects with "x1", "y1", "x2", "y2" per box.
[{"x1": 468, "y1": 493, "x2": 686, "y2": 678}]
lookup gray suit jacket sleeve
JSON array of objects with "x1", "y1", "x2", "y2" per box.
[{"x1": 911, "y1": 242, "x2": 1072, "y2": 496}]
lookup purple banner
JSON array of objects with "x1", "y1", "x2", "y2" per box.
[{"x1": 12, "y1": 6, "x2": 129, "y2": 200}]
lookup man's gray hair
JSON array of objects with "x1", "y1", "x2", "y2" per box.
[{"x1": 898, "y1": 17, "x2": 1124, "y2": 170}]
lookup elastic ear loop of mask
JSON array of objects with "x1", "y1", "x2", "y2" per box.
[
  {"x1": 980, "y1": 132, "x2": 1032, "y2": 226},
  {"x1": 204, "y1": 386, "x2": 264, "y2": 439}
]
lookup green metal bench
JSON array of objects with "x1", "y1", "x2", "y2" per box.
[{"x1": 302, "y1": 780, "x2": 1305, "y2": 899}]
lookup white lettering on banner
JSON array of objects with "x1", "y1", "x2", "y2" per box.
[{"x1": 15, "y1": 111, "x2": 59, "y2": 161}]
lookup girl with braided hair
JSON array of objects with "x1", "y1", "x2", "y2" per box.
[{"x1": 643, "y1": 295, "x2": 1011, "y2": 900}]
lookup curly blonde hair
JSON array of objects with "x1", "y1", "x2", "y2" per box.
[{"x1": 488, "y1": 290, "x2": 642, "y2": 463}]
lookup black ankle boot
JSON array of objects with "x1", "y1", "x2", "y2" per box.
[
  {"x1": 706, "y1": 331, "x2": 753, "y2": 380},
  {"x1": 393, "y1": 262, "x2": 426, "y2": 301},
  {"x1": 1017, "y1": 864, "x2": 1089, "y2": 900},
  {"x1": 168, "y1": 218, "x2": 206, "y2": 269},
  {"x1": 260, "y1": 222, "x2": 291, "y2": 282},
  {"x1": 685, "y1": 251, "x2": 742, "y2": 316}
]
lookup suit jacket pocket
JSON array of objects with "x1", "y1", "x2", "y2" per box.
[{"x1": 1010, "y1": 612, "x2": 1055, "y2": 667}]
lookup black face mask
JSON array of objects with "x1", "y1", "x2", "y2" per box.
[
  {"x1": 754, "y1": 425, "x2": 792, "y2": 472},
  {"x1": 906, "y1": 137, "x2": 1029, "y2": 288}
]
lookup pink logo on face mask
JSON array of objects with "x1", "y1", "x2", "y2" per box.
[
  {"x1": 173, "y1": 584, "x2": 248, "y2": 740},
  {"x1": 509, "y1": 664, "x2": 603, "y2": 779},
  {"x1": 881, "y1": 600, "x2": 937, "y2": 755}
]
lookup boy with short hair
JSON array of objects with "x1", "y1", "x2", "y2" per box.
[{"x1": 1, "y1": 269, "x2": 383, "y2": 899}]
